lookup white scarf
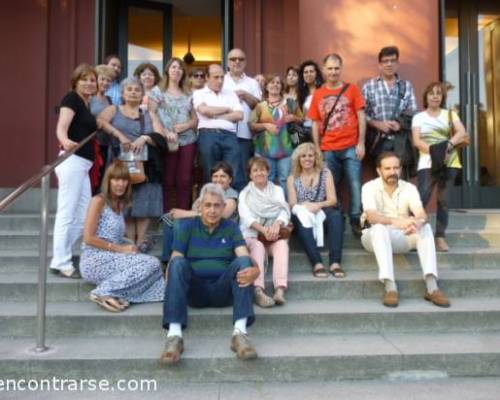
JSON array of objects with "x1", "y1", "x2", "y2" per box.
[{"x1": 245, "y1": 182, "x2": 290, "y2": 226}]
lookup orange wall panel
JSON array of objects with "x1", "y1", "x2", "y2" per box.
[{"x1": 298, "y1": 0, "x2": 440, "y2": 107}]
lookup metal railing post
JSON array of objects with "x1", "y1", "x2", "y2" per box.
[{"x1": 34, "y1": 173, "x2": 50, "y2": 353}]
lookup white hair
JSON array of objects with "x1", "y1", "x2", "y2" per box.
[{"x1": 199, "y1": 183, "x2": 225, "y2": 204}]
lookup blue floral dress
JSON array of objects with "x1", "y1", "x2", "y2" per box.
[{"x1": 80, "y1": 205, "x2": 165, "y2": 303}]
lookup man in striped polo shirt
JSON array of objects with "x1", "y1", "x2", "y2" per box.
[{"x1": 160, "y1": 183, "x2": 260, "y2": 365}]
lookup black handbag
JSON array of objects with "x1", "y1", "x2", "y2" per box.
[{"x1": 289, "y1": 123, "x2": 311, "y2": 147}]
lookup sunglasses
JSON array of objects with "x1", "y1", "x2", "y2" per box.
[
  {"x1": 192, "y1": 73, "x2": 205, "y2": 78},
  {"x1": 229, "y1": 57, "x2": 245, "y2": 62}
]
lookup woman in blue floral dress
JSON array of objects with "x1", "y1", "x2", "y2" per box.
[{"x1": 80, "y1": 160, "x2": 165, "y2": 312}]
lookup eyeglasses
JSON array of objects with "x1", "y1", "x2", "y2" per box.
[
  {"x1": 229, "y1": 57, "x2": 245, "y2": 62},
  {"x1": 192, "y1": 74, "x2": 205, "y2": 78}
]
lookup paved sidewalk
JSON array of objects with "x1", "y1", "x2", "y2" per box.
[{"x1": 2, "y1": 378, "x2": 500, "y2": 399}]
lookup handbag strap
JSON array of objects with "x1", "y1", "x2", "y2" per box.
[
  {"x1": 138, "y1": 108, "x2": 145, "y2": 135},
  {"x1": 322, "y1": 83, "x2": 350, "y2": 135},
  {"x1": 313, "y1": 170, "x2": 324, "y2": 202}
]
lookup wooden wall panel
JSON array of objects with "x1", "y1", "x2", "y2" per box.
[{"x1": 0, "y1": 0, "x2": 95, "y2": 187}]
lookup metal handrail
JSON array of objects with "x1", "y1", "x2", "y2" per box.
[{"x1": 0, "y1": 131, "x2": 97, "y2": 353}]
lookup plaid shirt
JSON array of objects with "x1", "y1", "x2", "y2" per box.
[{"x1": 362, "y1": 76, "x2": 417, "y2": 121}]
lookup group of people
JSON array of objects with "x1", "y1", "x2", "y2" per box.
[{"x1": 48, "y1": 44, "x2": 469, "y2": 364}]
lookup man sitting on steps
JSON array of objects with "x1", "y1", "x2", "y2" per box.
[
  {"x1": 160, "y1": 183, "x2": 260, "y2": 365},
  {"x1": 360, "y1": 152, "x2": 450, "y2": 308}
]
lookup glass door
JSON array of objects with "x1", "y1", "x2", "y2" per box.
[
  {"x1": 444, "y1": 0, "x2": 500, "y2": 208},
  {"x1": 118, "y1": 1, "x2": 172, "y2": 77}
]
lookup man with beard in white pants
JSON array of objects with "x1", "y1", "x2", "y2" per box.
[{"x1": 360, "y1": 152, "x2": 450, "y2": 308}]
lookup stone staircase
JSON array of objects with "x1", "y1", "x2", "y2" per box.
[{"x1": 1, "y1": 199, "x2": 500, "y2": 390}]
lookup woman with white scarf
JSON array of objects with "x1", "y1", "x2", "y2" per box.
[
  {"x1": 287, "y1": 143, "x2": 345, "y2": 278},
  {"x1": 239, "y1": 157, "x2": 291, "y2": 307}
]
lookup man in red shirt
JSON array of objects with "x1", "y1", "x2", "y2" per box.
[{"x1": 309, "y1": 54, "x2": 366, "y2": 237}]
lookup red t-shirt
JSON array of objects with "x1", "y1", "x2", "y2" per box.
[{"x1": 308, "y1": 83, "x2": 365, "y2": 151}]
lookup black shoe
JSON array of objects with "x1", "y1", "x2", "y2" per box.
[{"x1": 351, "y1": 222, "x2": 362, "y2": 238}]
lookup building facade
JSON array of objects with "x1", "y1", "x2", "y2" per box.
[{"x1": 0, "y1": 0, "x2": 498, "y2": 207}]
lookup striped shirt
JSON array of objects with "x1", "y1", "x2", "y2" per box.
[
  {"x1": 105, "y1": 81, "x2": 122, "y2": 106},
  {"x1": 172, "y1": 217, "x2": 246, "y2": 278},
  {"x1": 362, "y1": 76, "x2": 417, "y2": 122}
]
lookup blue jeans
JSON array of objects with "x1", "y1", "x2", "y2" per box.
[
  {"x1": 417, "y1": 167, "x2": 458, "y2": 238},
  {"x1": 323, "y1": 146, "x2": 362, "y2": 225},
  {"x1": 162, "y1": 256, "x2": 255, "y2": 329},
  {"x1": 267, "y1": 156, "x2": 292, "y2": 199},
  {"x1": 292, "y1": 207, "x2": 344, "y2": 267},
  {"x1": 160, "y1": 223, "x2": 174, "y2": 262},
  {"x1": 198, "y1": 129, "x2": 240, "y2": 184},
  {"x1": 235, "y1": 138, "x2": 254, "y2": 191}
]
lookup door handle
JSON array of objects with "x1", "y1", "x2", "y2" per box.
[{"x1": 473, "y1": 103, "x2": 479, "y2": 183}]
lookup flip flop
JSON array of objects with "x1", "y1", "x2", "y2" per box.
[
  {"x1": 89, "y1": 294, "x2": 125, "y2": 313},
  {"x1": 330, "y1": 265, "x2": 346, "y2": 279},
  {"x1": 116, "y1": 298, "x2": 130, "y2": 309},
  {"x1": 312, "y1": 264, "x2": 329, "y2": 278}
]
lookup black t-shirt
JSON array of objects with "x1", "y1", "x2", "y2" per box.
[{"x1": 60, "y1": 91, "x2": 97, "y2": 161}]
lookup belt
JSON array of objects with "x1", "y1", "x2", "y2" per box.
[
  {"x1": 199, "y1": 128, "x2": 235, "y2": 135},
  {"x1": 380, "y1": 133, "x2": 395, "y2": 140}
]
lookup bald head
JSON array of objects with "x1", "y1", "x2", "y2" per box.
[{"x1": 207, "y1": 64, "x2": 225, "y2": 92}]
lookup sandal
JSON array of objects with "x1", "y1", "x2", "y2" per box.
[
  {"x1": 330, "y1": 263, "x2": 346, "y2": 279},
  {"x1": 116, "y1": 298, "x2": 130, "y2": 309},
  {"x1": 138, "y1": 237, "x2": 156, "y2": 254},
  {"x1": 254, "y1": 287, "x2": 275, "y2": 308},
  {"x1": 312, "y1": 264, "x2": 329, "y2": 278},
  {"x1": 89, "y1": 294, "x2": 125, "y2": 313}
]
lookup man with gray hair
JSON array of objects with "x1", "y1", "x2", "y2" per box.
[
  {"x1": 223, "y1": 48, "x2": 262, "y2": 190},
  {"x1": 160, "y1": 183, "x2": 260, "y2": 365}
]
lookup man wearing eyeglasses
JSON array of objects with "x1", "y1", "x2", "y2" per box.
[
  {"x1": 223, "y1": 48, "x2": 262, "y2": 190},
  {"x1": 189, "y1": 67, "x2": 206, "y2": 91},
  {"x1": 361, "y1": 152, "x2": 450, "y2": 309},
  {"x1": 362, "y1": 46, "x2": 418, "y2": 178}
]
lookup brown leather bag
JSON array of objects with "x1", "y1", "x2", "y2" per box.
[{"x1": 257, "y1": 223, "x2": 294, "y2": 245}]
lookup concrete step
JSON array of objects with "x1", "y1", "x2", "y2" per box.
[
  {"x1": 2, "y1": 210, "x2": 500, "y2": 230},
  {"x1": 2, "y1": 377, "x2": 500, "y2": 400},
  {"x1": 0, "y1": 332, "x2": 499, "y2": 383},
  {"x1": 1, "y1": 270, "x2": 500, "y2": 303},
  {"x1": 1, "y1": 229, "x2": 500, "y2": 251},
  {"x1": 1, "y1": 298, "x2": 500, "y2": 338},
  {"x1": 1, "y1": 247, "x2": 499, "y2": 272}
]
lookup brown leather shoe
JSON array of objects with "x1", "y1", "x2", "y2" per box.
[
  {"x1": 254, "y1": 287, "x2": 275, "y2": 308},
  {"x1": 159, "y1": 336, "x2": 184, "y2": 365},
  {"x1": 383, "y1": 290, "x2": 399, "y2": 308},
  {"x1": 435, "y1": 237, "x2": 450, "y2": 252},
  {"x1": 425, "y1": 289, "x2": 451, "y2": 308},
  {"x1": 273, "y1": 287, "x2": 286, "y2": 305},
  {"x1": 230, "y1": 333, "x2": 258, "y2": 360}
]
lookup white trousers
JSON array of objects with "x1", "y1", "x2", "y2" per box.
[
  {"x1": 361, "y1": 223, "x2": 438, "y2": 282},
  {"x1": 50, "y1": 154, "x2": 92, "y2": 271}
]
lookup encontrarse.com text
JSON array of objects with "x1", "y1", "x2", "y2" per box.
[{"x1": 0, "y1": 377, "x2": 158, "y2": 392}]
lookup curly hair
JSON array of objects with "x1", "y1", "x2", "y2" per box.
[{"x1": 291, "y1": 142, "x2": 324, "y2": 178}]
